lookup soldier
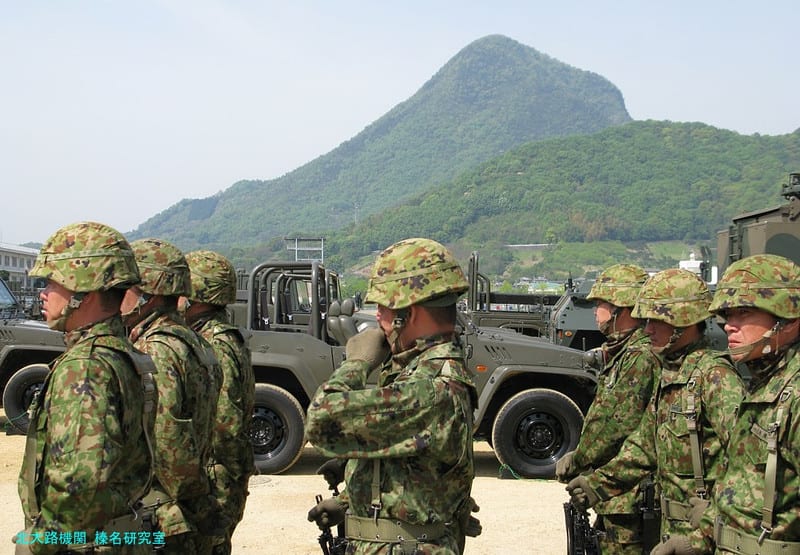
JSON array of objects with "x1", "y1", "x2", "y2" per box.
[
  {"x1": 305, "y1": 237, "x2": 480, "y2": 554},
  {"x1": 566, "y1": 269, "x2": 744, "y2": 549},
  {"x1": 16, "y1": 221, "x2": 155, "y2": 554},
  {"x1": 122, "y1": 238, "x2": 221, "y2": 555},
  {"x1": 654, "y1": 254, "x2": 800, "y2": 554},
  {"x1": 555, "y1": 264, "x2": 661, "y2": 553},
  {"x1": 179, "y1": 250, "x2": 255, "y2": 555}
]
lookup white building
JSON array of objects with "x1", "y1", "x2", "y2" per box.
[{"x1": 0, "y1": 242, "x2": 39, "y2": 290}]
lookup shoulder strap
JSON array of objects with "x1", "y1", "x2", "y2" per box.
[
  {"x1": 127, "y1": 350, "x2": 158, "y2": 506},
  {"x1": 685, "y1": 366, "x2": 707, "y2": 498},
  {"x1": 759, "y1": 386, "x2": 793, "y2": 542}
]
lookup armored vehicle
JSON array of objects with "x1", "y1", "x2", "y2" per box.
[{"x1": 716, "y1": 171, "x2": 800, "y2": 273}]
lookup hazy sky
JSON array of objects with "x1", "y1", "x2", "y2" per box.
[{"x1": 2, "y1": 1, "x2": 798, "y2": 246}]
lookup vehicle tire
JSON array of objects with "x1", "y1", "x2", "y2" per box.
[
  {"x1": 3, "y1": 363, "x2": 50, "y2": 434},
  {"x1": 249, "y1": 383, "x2": 306, "y2": 474},
  {"x1": 491, "y1": 388, "x2": 583, "y2": 479}
]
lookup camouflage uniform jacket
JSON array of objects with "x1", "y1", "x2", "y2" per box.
[
  {"x1": 130, "y1": 308, "x2": 221, "y2": 536},
  {"x1": 18, "y1": 316, "x2": 151, "y2": 555},
  {"x1": 585, "y1": 340, "x2": 744, "y2": 539},
  {"x1": 192, "y1": 310, "x2": 254, "y2": 481},
  {"x1": 305, "y1": 335, "x2": 477, "y2": 554},
  {"x1": 572, "y1": 326, "x2": 661, "y2": 515},
  {"x1": 693, "y1": 340, "x2": 800, "y2": 553}
]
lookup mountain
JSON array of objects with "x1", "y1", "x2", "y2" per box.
[
  {"x1": 130, "y1": 35, "x2": 631, "y2": 251},
  {"x1": 327, "y1": 121, "x2": 800, "y2": 275}
]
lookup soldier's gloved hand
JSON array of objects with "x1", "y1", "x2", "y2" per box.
[
  {"x1": 687, "y1": 496, "x2": 710, "y2": 528},
  {"x1": 566, "y1": 475, "x2": 601, "y2": 510},
  {"x1": 307, "y1": 497, "x2": 346, "y2": 529},
  {"x1": 464, "y1": 499, "x2": 482, "y2": 537},
  {"x1": 316, "y1": 458, "x2": 346, "y2": 490},
  {"x1": 345, "y1": 328, "x2": 390, "y2": 368},
  {"x1": 555, "y1": 450, "x2": 577, "y2": 482},
  {"x1": 650, "y1": 535, "x2": 696, "y2": 555}
]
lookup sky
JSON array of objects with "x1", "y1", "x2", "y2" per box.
[{"x1": 2, "y1": 1, "x2": 799, "y2": 246}]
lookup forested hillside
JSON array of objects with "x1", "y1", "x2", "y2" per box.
[
  {"x1": 129, "y1": 34, "x2": 630, "y2": 251},
  {"x1": 326, "y1": 121, "x2": 800, "y2": 275}
]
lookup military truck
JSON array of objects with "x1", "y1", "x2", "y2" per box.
[
  {"x1": 0, "y1": 279, "x2": 63, "y2": 434},
  {"x1": 716, "y1": 171, "x2": 800, "y2": 273},
  {"x1": 230, "y1": 259, "x2": 598, "y2": 478}
]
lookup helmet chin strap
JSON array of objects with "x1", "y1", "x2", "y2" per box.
[
  {"x1": 48, "y1": 293, "x2": 86, "y2": 331},
  {"x1": 387, "y1": 308, "x2": 409, "y2": 353},
  {"x1": 728, "y1": 320, "x2": 783, "y2": 360},
  {"x1": 598, "y1": 306, "x2": 622, "y2": 337}
]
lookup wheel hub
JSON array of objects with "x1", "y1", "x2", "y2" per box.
[
  {"x1": 516, "y1": 411, "x2": 562, "y2": 459},
  {"x1": 249, "y1": 407, "x2": 285, "y2": 455}
]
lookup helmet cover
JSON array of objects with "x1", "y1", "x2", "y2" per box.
[
  {"x1": 709, "y1": 254, "x2": 800, "y2": 319},
  {"x1": 365, "y1": 238, "x2": 468, "y2": 310},
  {"x1": 632, "y1": 268, "x2": 711, "y2": 327},
  {"x1": 30, "y1": 221, "x2": 139, "y2": 292},
  {"x1": 586, "y1": 264, "x2": 649, "y2": 307},
  {"x1": 185, "y1": 250, "x2": 237, "y2": 306},
  {"x1": 130, "y1": 238, "x2": 190, "y2": 296}
]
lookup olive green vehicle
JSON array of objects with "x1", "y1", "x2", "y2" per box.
[
  {"x1": 716, "y1": 171, "x2": 800, "y2": 273},
  {"x1": 229, "y1": 260, "x2": 598, "y2": 478},
  {"x1": 0, "y1": 279, "x2": 63, "y2": 434}
]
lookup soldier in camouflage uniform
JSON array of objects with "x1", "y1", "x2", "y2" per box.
[
  {"x1": 122, "y1": 238, "x2": 222, "y2": 555},
  {"x1": 179, "y1": 250, "x2": 255, "y2": 555},
  {"x1": 17, "y1": 221, "x2": 155, "y2": 555},
  {"x1": 305, "y1": 238, "x2": 480, "y2": 555},
  {"x1": 567, "y1": 269, "x2": 744, "y2": 551},
  {"x1": 655, "y1": 254, "x2": 800, "y2": 555},
  {"x1": 555, "y1": 264, "x2": 661, "y2": 554}
]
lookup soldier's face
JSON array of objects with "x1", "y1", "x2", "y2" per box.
[
  {"x1": 40, "y1": 280, "x2": 71, "y2": 325},
  {"x1": 375, "y1": 304, "x2": 395, "y2": 338},
  {"x1": 594, "y1": 301, "x2": 614, "y2": 328},
  {"x1": 643, "y1": 318, "x2": 674, "y2": 349},
  {"x1": 722, "y1": 307, "x2": 777, "y2": 361}
]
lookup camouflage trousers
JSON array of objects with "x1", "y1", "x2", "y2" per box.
[
  {"x1": 209, "y1": 465, "x2": 250, "y2": 555},
  {"x1": 595, "y1": 513, "x2": 646, "y2": 555},
  {"x1": 159, "y1": 531, "x2": 213, "y2": 555}
]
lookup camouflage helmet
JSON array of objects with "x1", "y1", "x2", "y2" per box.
[
  {"x1": 632, "y1": 268, "x2": 711, "y2": 327},
  {"x1": 586, "y1": 264, "x2": 649, "y2": 308},
  {"x1": 30, "y1": 221, "x2": 139, "y2": 292},
  {"x1": 365, "y1": 237, "x2": 468, "y2": 310},
  {"x1": 709, "y1": 254, "x2": 800, "y2": 319},
  {"x1": 130, "y1": 238, "x2": 190, "y2": 296},
  {"x1": 185, "y1": 250, "x2": 237, "y2": 306}
]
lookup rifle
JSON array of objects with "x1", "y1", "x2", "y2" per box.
[
  {"x1": 638, "y1": 475, "x2": 661, "y2": 552},
  {"x1": 564, "y1": 501, "x2": 602, "y2": 555}
]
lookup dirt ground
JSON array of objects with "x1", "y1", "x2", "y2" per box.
[{"x1": 0, "y1": 413, "x2": 569, "y2": 554}]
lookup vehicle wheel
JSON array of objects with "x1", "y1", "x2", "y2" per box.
[
  {"x1": 3, "y1": 363, "x2": 50, "y2": 434},
  {"x1": 491, "y1": 388, "x2": 583, "y2": 479},
  {"x1": 249, "y1": 384, "x2": 306, "y2": 474}
]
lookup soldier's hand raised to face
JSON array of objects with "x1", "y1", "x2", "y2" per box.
[{"x1": 345, "y1": 328, "x2": 390, "y2": 368}]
